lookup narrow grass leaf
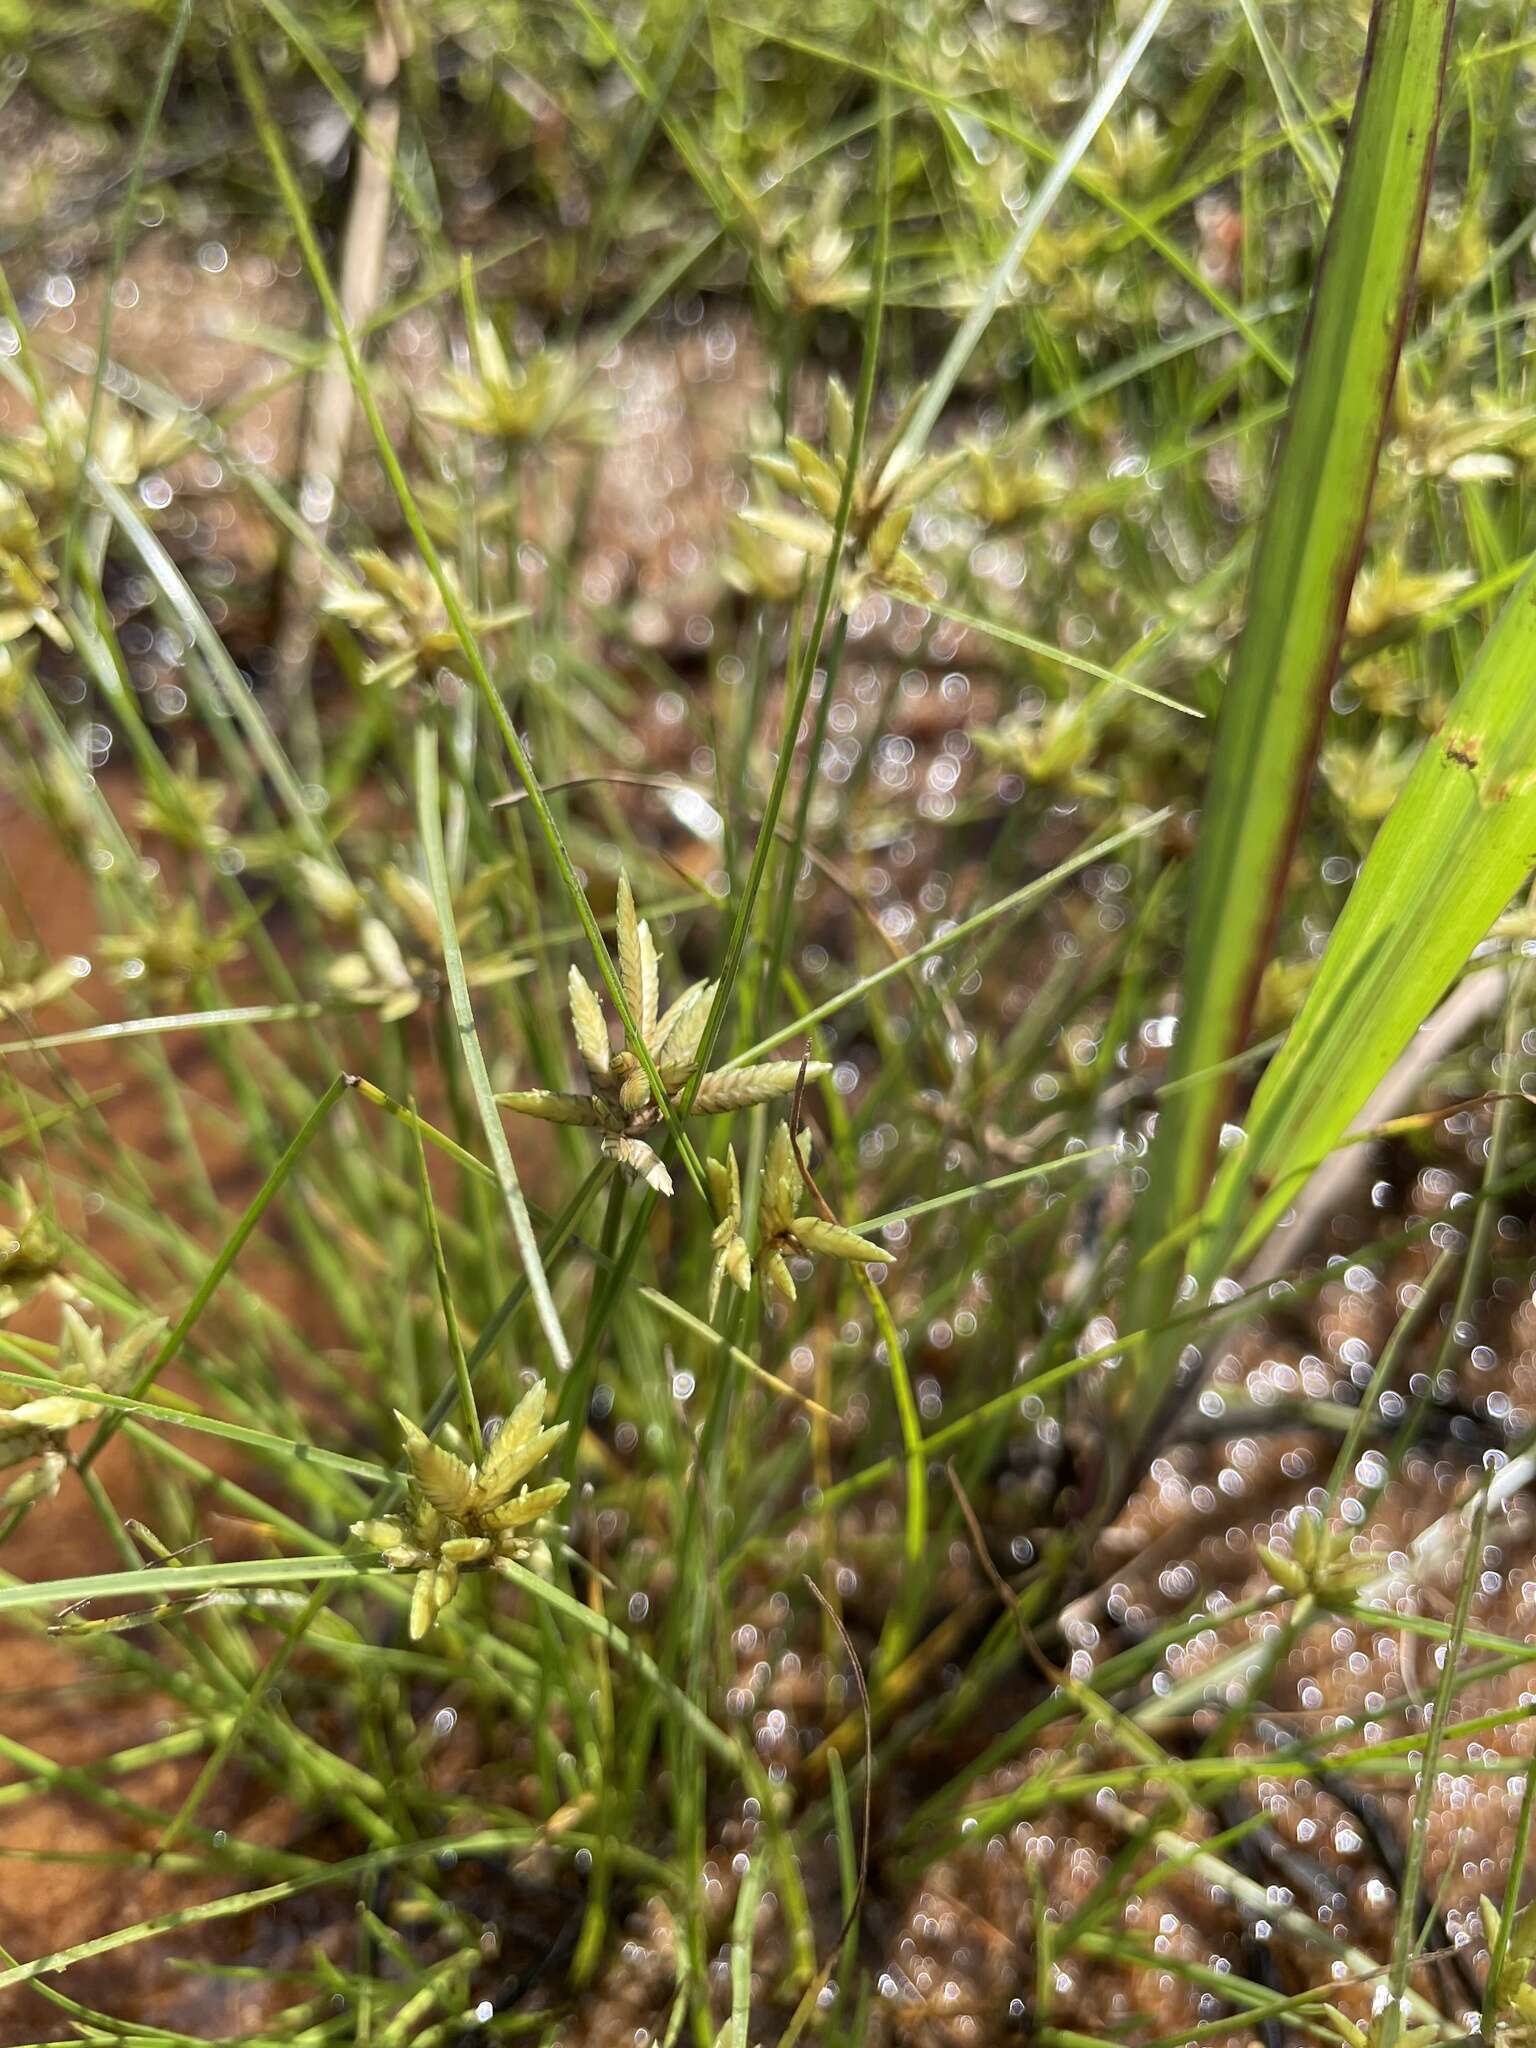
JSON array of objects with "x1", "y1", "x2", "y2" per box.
[
  {"x1": 1205, "y1": 555, "x2": 1536, "y2": 1267},
  {"x1": 911, "y1": 595, "x2": 1202, "y2": 716},
  {"x1": 729, "y1": 810, "x2": 1168, "y2": 1066},
  {"x1": 416, "y1": 727, "x2": 572, "y2": 1372},
  {"x1": 0, "y1": 1366, "x2": 388, "y2": 1483},
  {"x1": 79, "y1": 1074, "x2": 349, "y2": 1469},
  {"x1": 0, "y1": 1003, "x2": 330, "y2": 1056},
  {"x1": 1121, "y1": 0, "x2": 1457, "y2": 1427},
  {"x1": 228, "y1": 27, "x2": 707, "y2": 1200}
]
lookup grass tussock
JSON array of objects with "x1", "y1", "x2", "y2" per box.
[{"x1": 1, "y1": 2, "x2": 1536, "y2": 2043}]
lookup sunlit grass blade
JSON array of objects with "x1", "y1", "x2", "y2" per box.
[
  {"x1": 0, "y1": 1364, "x2": 389, "y2": 1483},
  {"x1": 4, "y1": 1, "x2": 1530, "y2": 2031},
  {"x1": 91, "y1": 474, "x2": 341, "y2": 869},
  {"x1": 0, "y1": 1554, "x2": 369, "y2": 1615},
  {"x1": 909, "y1": 595, "x2": 1203, "y2": 716},
  {"x1": 0, "y1": 1002, "x2": 330, "y2": 1056},
  {"x1": 1237, "y1": 0, "x2": 1341, "y2": 206},
  {"x1": 59, "y1": 0, "x2": 191, "y2": 592},
  {"x1": 228, "y1": 26, "x2": 708, "y2": 1200},
  {"x1": 1201, "y1": 554, "x2": 1536, "y2": 1267},
  {"x1": 1120, "y1": 0, "x2": 1456, "y2": 1432},
  {"x1": 726, "y1": 1848, "x2": 768, "y2": 2048}
]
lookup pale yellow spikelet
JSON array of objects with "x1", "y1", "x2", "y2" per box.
[
  {"x1": 654, "y1": 980, "x2": 714, "y2": 1074},
  {"x1": 394, "y1": 1410, "x2": 476, "y2": 1517},
  {"x1": 473, "y1": 1380, "x2": 567, "y2": 1505},
  {"x1": 567, "y1": 965, "x2": 610, "y2": 1082},
  {"x1": 690, "y1": 1061, "x2": 827, "y2": 1113},
  {"x1": 480, "y1": 1480, "x2": 569, "y2": 1534},
  {"x1": 793, "y1": 1216, "x2": 895, "y2": 1267},
  {"x1": 615, "y1": 871, "x2": 645, "y2": 1030},
  {"x1": 495, "y1": 1090, "x2": 608, "y2": 1128}
]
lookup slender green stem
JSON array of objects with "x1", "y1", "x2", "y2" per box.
[
  {"x1": 228, "y1": 26, "x2": 707, "y2": 1200},
  {"x1": 416, "y1": 725, "x2": 571, "y2": 1371},
  {"x1": 1380, "y1": 1498, "x2": 1486, "y2": 2048},
  {"x1": 408, "y1": 1091, "x2": 480, "y2": 1440},
  {"x1": 865, "y1": 1267, "x2": 925, "y2": 1677},
  {"x1": 61, "y1": 0, "x2": 192, "y2": 596},
  {"x1": 78, "y1": 1075, "x2": 348, "y2": 1472}
]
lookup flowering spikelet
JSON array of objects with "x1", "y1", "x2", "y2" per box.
[
  {"x1": 322, "y1": 549, "x2": 527, "y2": 691},
  {"x1": 707, "y1": 1126, "x2": 894, "y2": 1310},
  {"x1": 497, "y1": 871, "x2": 828, "y2": 1196},
  {"x1": 706, "y1": 1147, "x2": 750, "y2": 1316},
  {"x1": 351, "y1": 1381, "x2": 568, "y2": 1638},
  {"x1": 99, "y1": 901, "x2": 246, "y2": 1003},
  {"x1": 1257, "y1": 1508, "x2": 1376, "y2": 1607},
  {"x1": 755, "y1": 1123, "x2": 895, "y2": 1304},
  {"x1": 424, "y1": 318, "x2": 608, "y2": 449},
  {"x1": 728, "y1": 379, "x2": 961, "y2": 607},
  {"x1": 0, "y1": 940, "x2": 81, "y2": 1015},
  {"x1": 0, "y1": 1305, "x2": 164, "y2": 1513},
  {"x1": 295, "y1": 856, "x2": 529, "y2": 1021},
  {"x1": 0, "y1": 1180, "x2": 70, "y2": 1308}
]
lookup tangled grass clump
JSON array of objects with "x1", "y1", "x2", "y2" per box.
[{"x1": 1, "y1": 1, "x2": 1535, "y2": 2042}]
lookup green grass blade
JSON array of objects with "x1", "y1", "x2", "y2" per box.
[
  {"x1": 232, "y1": 29, "x2": 710, "y2": 1204},
  {"x1": 1379, "y1": 1497, "x2": 1485, "y2": 2048},
  {"x1": 912, "y1": 595, "x2": 1203, "y2": 716},
  {"x1": 1238, "y1": 0, "x2": 1341, "y2": 205},
  {"x1": 416, "y1": 726, "x2": 572, "y2": 1372},
  {"x1": 728, "y1": 809, "x2": 1168, "y2": 1066},
  {"x1": 1120, "y1": 0, "x2": 1456, "y2": 1427},
  {"x1": 0, "y1": 1555, "x2": 369, "y2": 1614},
  {"x1": 78, "y1": 1074, "x2": 349, "y2": 1470},
  {"x1": 1204, "y1": 555, "x2": 1536, "y2": 1265},
  {"x1": 726, "y1": 1848, "x2": 768, "y2": 2048},
  {"x1": 0, "y1": 1365, "x2": 388, "y2": 1483},
  {"x1": 0, "y1": 1003, "x2": 330, "y2": 1056},
  {"x1": 877, "y1": 0, "x2": 1178, "y2": 490},
  {"x1": 408, "y1": 1093, "x2": 480, "y2": 1441},
  {"x1": 91, "y1": 473, "x2": 340, "y2": 869}
]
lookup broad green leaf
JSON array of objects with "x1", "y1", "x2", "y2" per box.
[
  {"x1": 1121, "y1": 0, "x2": 1457, "y2": 1426},
  {"x1": 1201, "y1": 556, "x2": 1536, "y2": 1268}
]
